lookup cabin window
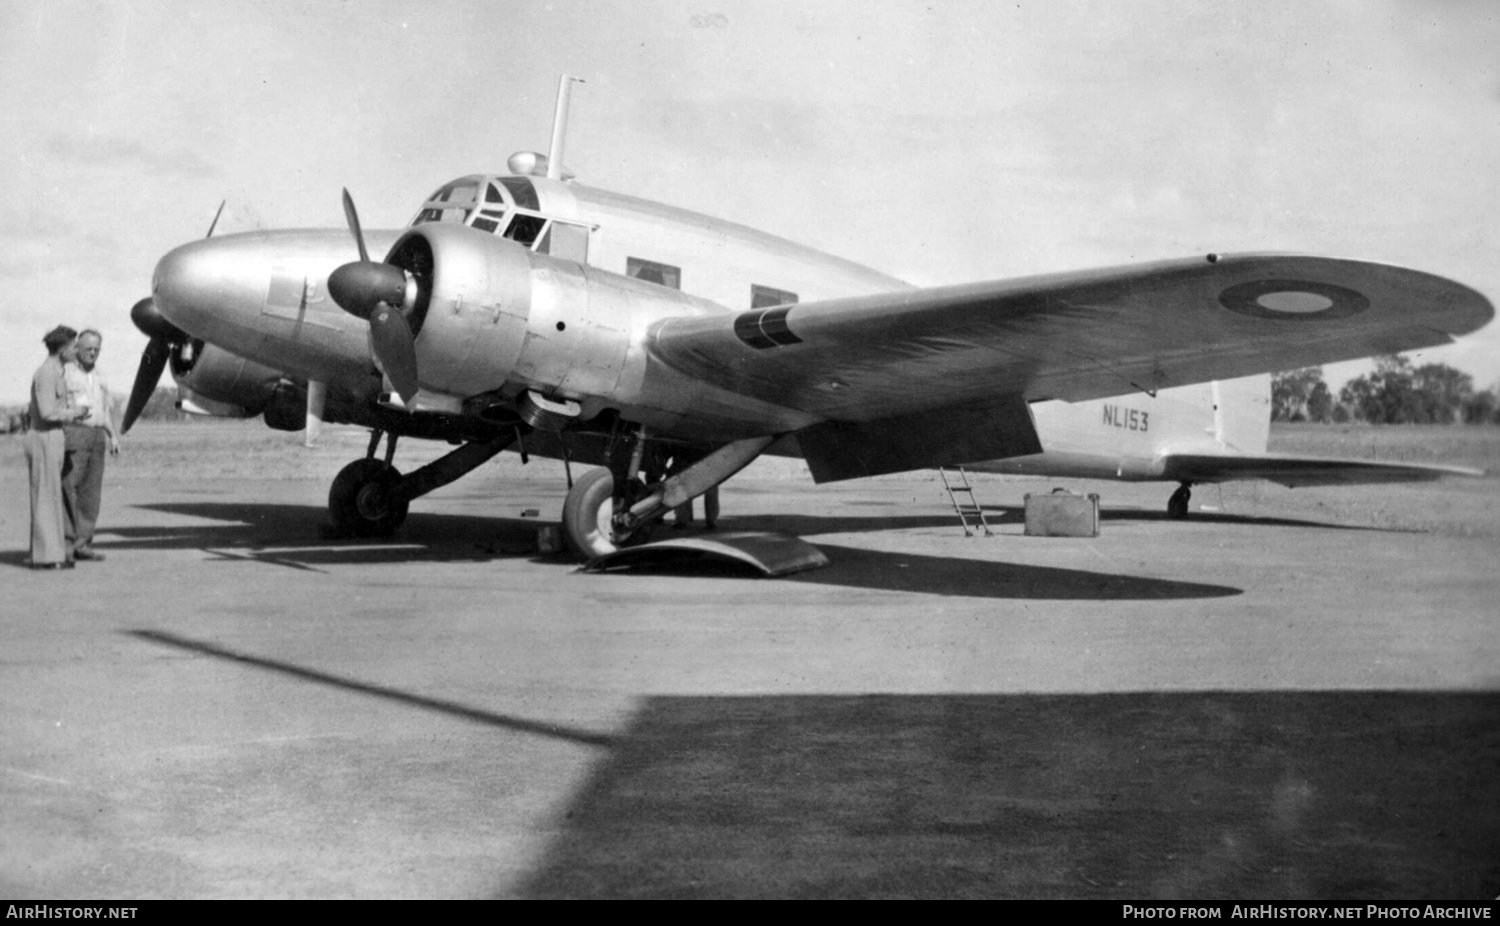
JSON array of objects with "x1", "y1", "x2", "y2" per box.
[
  {"x1": 505, "y1": 214, "x2": 548, "y2": 248},
  {"x1": 751, "y1": 284, "x2": 798, "y2": 309},
  {"x1": 627, "y1": 257, "x2": 681, "y2": 290}
]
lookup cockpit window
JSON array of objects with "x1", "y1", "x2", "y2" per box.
[
  {"x1": 499, "y1": 176, "x2": 540, "y2": 211},
  {"x1": 407, "y1": 174, "x2": 592, "y2": 262},
  {"x1": 411, "y1": 178, "x2": 483, "y2": 226},
  {"x1": 505, "y1": 214, "x2": 548, "y2": 247}
]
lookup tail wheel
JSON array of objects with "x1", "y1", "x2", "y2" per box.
[
  {"x1": 562, "y1": 466, "x2": 653, "y2": 559},
  {"x1": 1167, "y1": 484, "x2": 1192, "y2": 520},
  {"x1": 329, "y1": 458, "x2": 409, "y2": 536}
]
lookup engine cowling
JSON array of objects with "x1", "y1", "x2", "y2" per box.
[{"x1": 383, "y1": 224, "x2": 719, "y2": 415}]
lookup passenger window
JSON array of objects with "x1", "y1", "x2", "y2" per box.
[
  {"x1": 751, "y1": 284, "x2": 798, "y2": 309},
  {"x1": 627, "y1": 257, "x2": 681, "y2": 290}
]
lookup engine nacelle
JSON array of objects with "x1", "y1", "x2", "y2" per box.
[
  {"x1": 386, "y1": 224, "x2": 721, "y2": 415},
  {"x1": 172, "y1": 342, "x2": 282, "y2": 418}
]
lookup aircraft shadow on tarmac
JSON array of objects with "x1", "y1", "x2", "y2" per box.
[
  {"x1": 97, "y1": 501, "x2": 1242, "y2": 600},
  {"x1": 126, "y1": 629, "x2": 615, "y2": 747},
  {"x1": 125, "y1": 630, "x2": 1500, "y2": 899},
  {"x1": 712, "y1": 504, "x2": 1397, "y2": 537},
  {"x1": 96, "y1": 502, "x2": 553, "y2": 568},
  {"x1": 514, "y1": 690, "x2": 1500, "y2": 899}
]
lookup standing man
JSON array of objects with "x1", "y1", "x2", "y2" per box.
[
  {"x1": 26, "y1": 326, "x2": 86, "y2": 570},
  {"x1": 63, "y1": 329, "x2": 120, "y2": 562}
]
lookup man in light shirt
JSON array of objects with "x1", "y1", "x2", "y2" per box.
[
  {"x1": 26, "y1": 325, "x2": 87, "y2": 569},
  {"x1": 62, "y1": 329, "x2": 120, "y2": 562}
]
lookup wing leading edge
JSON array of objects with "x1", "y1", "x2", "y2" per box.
[{"x1": 649, "y1": 253, "x2": 1494, "y2": 423}]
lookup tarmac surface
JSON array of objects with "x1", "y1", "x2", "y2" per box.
[{"x1": 2, "y1": 438, "x2": 1497, "y2": 899}]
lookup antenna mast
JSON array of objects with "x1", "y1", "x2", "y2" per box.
[{"x1": 546, "y1": 74, "x2": 585, "y2": 180}]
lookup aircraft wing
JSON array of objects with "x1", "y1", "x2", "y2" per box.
[
  {"x1": 650, "y1": 253, "x2": 1493, "y2": 420},
  {"x1": 1159, "y1": 452, "x2": 1484, "y2": 488}
]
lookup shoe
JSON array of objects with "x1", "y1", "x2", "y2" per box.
[
  {"x1": 29, "y1": 561, "x2": 75, "y2": 570},
  {"x1": 73, "y1": 547, "x2": 105, "y2": 562}
]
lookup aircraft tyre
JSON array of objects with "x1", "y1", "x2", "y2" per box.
[
  {"x1": 1167, "y1": 484, "x2": 1191, "y2": 520},
  {"x1": 563, "y1": 466, "x2": 655, "y2": 559},
  {"x1": 329, "y1": 458, "x2": 409, "y2": 537}
]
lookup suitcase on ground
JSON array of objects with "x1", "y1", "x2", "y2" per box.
[{"x1": 1023, "y1": 489, "x2": 1100, "y2": 537}]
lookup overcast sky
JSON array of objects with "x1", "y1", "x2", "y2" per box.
[{"x1": 2, "y1": 0, "x2": 1496, "y2": 405}]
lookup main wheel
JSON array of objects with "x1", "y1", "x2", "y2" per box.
[
  {"x1": 562, "y1": 467, "x2": 653, "y2": 559},
  {"x1": 329, "y1": 459, "x2": 409, "y2": 537}
]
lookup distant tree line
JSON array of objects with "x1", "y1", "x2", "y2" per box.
[
  {"x1": 1273, "y1": 356, "x2": 1499, "y2": 424},
  {"x1": 1, "y1": 386, "x2": 188, "y2": 433}
]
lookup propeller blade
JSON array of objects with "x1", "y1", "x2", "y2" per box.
[
  {"x1": 304, "y1": 379, "x2": 326, "y2": 448},
  {"x1": 123, "y1": 336, "x2": 172, "y2": 434},
  {"x1": 341, "y1": 188, "x2": 370, "y2": 263},
  {"x1": 336, "y1": 189, "x2": 421, "y2": 403},
  {"x1": 370, "y1": 304, "x2": 420, "y2": 404},
  {"x1": 205, "y1": 200, "x2": 226, "y2": 239}
]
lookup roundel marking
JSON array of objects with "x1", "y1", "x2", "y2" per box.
[{"x1": 1218, "y1": 279, "x2": 1369, "y2": 321}]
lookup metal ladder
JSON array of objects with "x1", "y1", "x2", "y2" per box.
[{"x1": 939, "y1": 466, "x2": 993, "y2": 537}]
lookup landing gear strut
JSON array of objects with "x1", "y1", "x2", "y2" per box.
[
  {"x1": 327, "y1": 427, "x2": 521, "y2": 537},
  {"x1": 561, "y1": 423, "x2": 661, "y2": 559},
  {"x1": 560, "y1": 430, "x2": 776, "y2": 559},
  {"x1": 561, "y1": 466, "x2": 652, "y2": 558},
  {"x1": 1167, "y1": 482, "x2": 1192, "y2": 520}
]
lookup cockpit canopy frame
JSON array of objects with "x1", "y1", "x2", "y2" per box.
[{"x1": 409, "y1": 174, "x2": 595, "y2": 261}]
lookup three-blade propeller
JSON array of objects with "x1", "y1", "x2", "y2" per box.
[
  {"x1": 328, "y1": 189, "x2": 421, "y2": 404},
  {"x1": 121, "y1": 201, "x2": 224, "y2": 433}
]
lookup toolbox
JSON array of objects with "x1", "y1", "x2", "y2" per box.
[{"x1": 1023, "y1": 489, "x2": 1100, "y2": 538}]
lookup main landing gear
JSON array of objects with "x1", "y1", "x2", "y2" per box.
[
  {"x1": 329, "y1": 457, "x2": 409, "y2": 537},
  {"x1": 1166, "y1": 482, "x2": 1192, "y2": 520},
  {"x1": 327, "y1": 428, "x2": 521, "y2": 537},
  {"x1": 560, "y1": 428, "x2": 775, "y2": 559}
]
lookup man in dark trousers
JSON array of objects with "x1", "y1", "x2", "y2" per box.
[{"x1": 62, "y1": 329, "x2": 121, "y2": 562}]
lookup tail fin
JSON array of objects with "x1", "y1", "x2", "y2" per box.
[{"x1": 1213, "y1": 374, "x2": 1272, "y2": 453}]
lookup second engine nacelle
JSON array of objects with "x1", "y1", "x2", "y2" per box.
[{"x1": 173, "y1": 341, "x2": 283, "y2": 419}]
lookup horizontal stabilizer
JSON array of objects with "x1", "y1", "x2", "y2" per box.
[{"x1": 1160, "y1": 452, "x2": 1484, "y2": 488}]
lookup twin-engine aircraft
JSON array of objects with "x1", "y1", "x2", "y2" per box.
[{"x1": 124, "y1": 84, "x2": 1493, "y2": 560}]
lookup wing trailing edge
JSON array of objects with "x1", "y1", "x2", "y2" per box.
[{"x1": 796, "y1": 394, "x2": 1042, "y2": 483}]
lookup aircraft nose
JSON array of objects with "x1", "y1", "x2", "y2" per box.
[{"x1": 152, "y1": 235, "x2": 270, "y2": 344}]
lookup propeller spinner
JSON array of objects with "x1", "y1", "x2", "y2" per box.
[{"x1": 328, "y1": 189, "x2": 421, "y2": 403}]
